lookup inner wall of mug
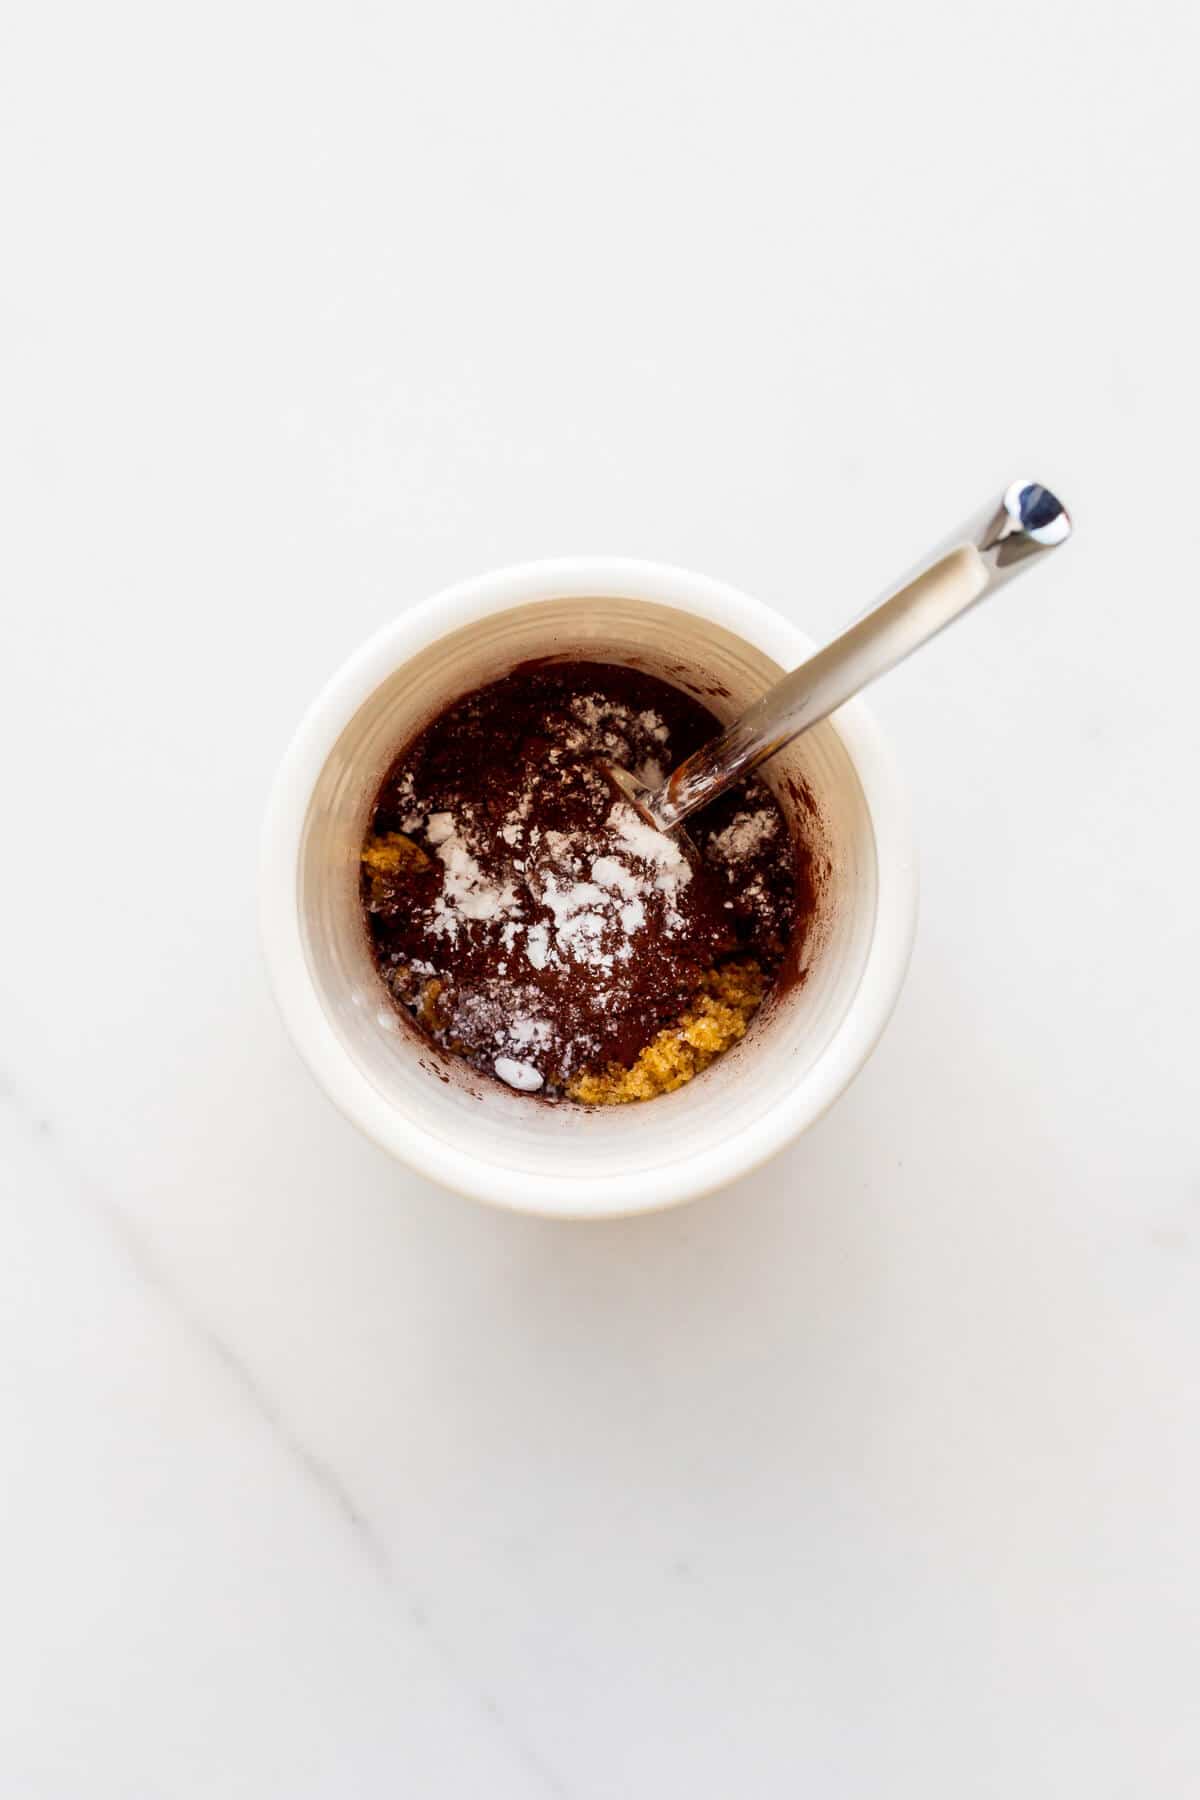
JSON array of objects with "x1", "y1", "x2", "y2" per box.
[{"x1": 298, "y1": 597, "x2": 877, "y2": 1182}]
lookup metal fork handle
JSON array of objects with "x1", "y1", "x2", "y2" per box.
[{"x1": 649, "y1": 479, "x2": 1072, "y2": 831}]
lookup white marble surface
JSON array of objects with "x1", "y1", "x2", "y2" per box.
[{"x1": 3, "y1": 1, "x2": 1199, "y2": 1793}]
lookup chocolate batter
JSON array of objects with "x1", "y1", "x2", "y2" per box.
[{"x1": 361, "y1": 662, "x2": 817, "y2": 1101}]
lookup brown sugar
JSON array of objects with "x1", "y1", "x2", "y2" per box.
[
  {"x1": 566, "y1": 958, "x2": 767, "y2": 1105},
  {"x1": 361, "y1": 831, "x2": 431, "y2": 906},
  {"x1": 362, "y1": 830, "x2": 430, "y2": 877}
]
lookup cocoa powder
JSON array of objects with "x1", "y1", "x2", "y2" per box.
[{"x1": 361, "y1": 662, "x2": 818, "y2": 1099}]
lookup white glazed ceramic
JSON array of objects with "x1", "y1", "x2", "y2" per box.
[{"x1": 260, "y1": 559, "x2": 918, "y2": 1218}]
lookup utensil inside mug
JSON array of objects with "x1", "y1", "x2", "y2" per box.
[{"x1": 607, "y1": 479, "x2": 1072, "y2": 837}]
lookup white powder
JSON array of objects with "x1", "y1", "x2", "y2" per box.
[
  {"x1": 569, "y1": 694, "x2": 612, "y2": 730},
  {"x1": 427, "y1": 817, "x2": 518, "y2": 941},
  {"x1": 518, "y1": 807, "x2": 695, "y2": 970},
  {"x1": 537, "y1": 876, "x2": 616, "y2": 968},
  {"x1": 570, "y1": 694, "x2": 670, "y2": 749},
  {"x1": 610, "y1": 803, "x2": 692, "y2": 895},
  {"x1": 494, "y1": 1056, "x2": 543, "y2": 1092},
  {"x1": 620, "y1": 898, "x2": 645, "y2": 933},
  {"x1": 525, "y1": 922, "x2": 551, "y2": 970},
  {"x1": 541, "y1": 876, "x2": 607, "y2": 923},
  {"x1": 591, "y1": 855, "x2": 640, "y2": 899},
  {"x1": 708, "y1": 807, "x2": 780, "y2": 862},
  {"x1": 510, "y1": 1017, "x2": 551, "y2": 1048},
  {"x1": 557, "y1": 909, "x2": 614, "y2": 967},
  {"x1": 394, "y1": 770, "x2": 424, "y2": 832},
  {"x1": 567, "y1": 693, "x2": 633, "y2": 757}
]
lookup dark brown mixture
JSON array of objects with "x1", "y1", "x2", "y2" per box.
[{"x1": 361, "y1": 662, "x2": 816, "y2": 1102}]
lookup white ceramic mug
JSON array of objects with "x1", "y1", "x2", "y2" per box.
[{"x1": 260, "y1": 559, "x2": 917, "y2": 1218}]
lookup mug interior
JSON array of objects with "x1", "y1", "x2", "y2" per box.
[{"x1": 296, "y1": 594, "x2": 878, "y2": 1204}]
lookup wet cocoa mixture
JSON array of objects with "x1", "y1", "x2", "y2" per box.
[{"x1": 361, "y1": 662, "x2": 818, "y2": 1103}]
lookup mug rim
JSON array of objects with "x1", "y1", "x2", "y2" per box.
[{"x1": 259, "y1": 557, "x2": 919, "y2": 1217}]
